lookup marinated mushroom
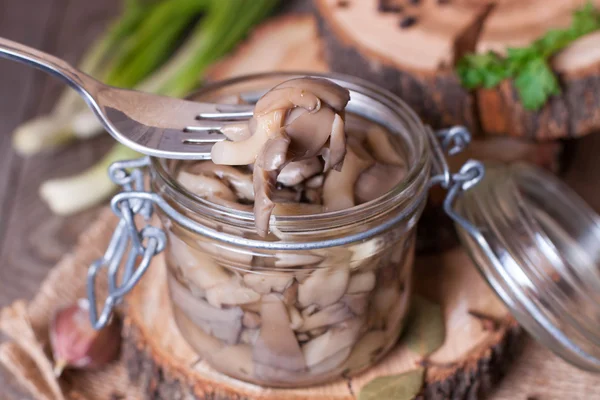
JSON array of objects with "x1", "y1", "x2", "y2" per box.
[
  {"x1": 177, "y1": 171, "x2": 237, "y2": 201},
  {"x1": 298, "y1": 267, "x2": 349, "y2": 308},
  {"x1": 168, "y1": 275, "x2": 243, "y2": 345},
  {"x1": 242, "y1": 311, "x2": 261, "y2": 329},
  {"x1": 240, "y1": 329, "x2": 260, "y2": 345},
  {"x1": 211, "y1": 111, "x2": 284, "y2": 166},
  {"x1": 210, "y1": 344, "x2": 255, "y2": 378},
  {"x1": 272, "y1": 203, "x2": 324, "y2": 216},
  {"x1": 172, "y1": 307, "x2": 224, "y2": 354},
  {"x1": 252, "y1": 294, "x2": 306, "y2": 371},
  {"x1": 179, "y1": 78, "x2": 409, "y2": 239},
  {"x1": 166, "y1": 77, "x2": 415, "y2": 386},
  {"x1": 347, "y1": 271, "x2": 377, "y2": 294},
  {"x1": 243, "y1": 273, "x2": 294, "y2": 294},
  {"x1": 221, "y1": 122, "x2": 252, "y2": 142},
  {"x1": 194, "y1": 241, "x2": 253, "y2": 268},
  {"x1": 188, "y1": 162, "x2": 254, "y2": 201},
  {"x1": 277, "y1": 158, "x2": 323, "y2": 186},
  {"x1": 341, "y1": 292, "x2": 370, "y2": 315},
  {"x1": 365, "y1": 125, "x2": 405, "y2": 166},
  {"x1": 273, "y1": 253, "x2": 323, "y2": 268},
  {"x1": 271, "y1": 77, "x2": 350, "y2": 113},
  {"x1": 309, "y1": 346, "x2": 351, "y2": 375},
  {"x1": 205, "y1": 279, "x2": 261, "y2": 308},
  {"x1": 211, "y1": 77, "x2": 350, "y2": 236},
  {"x1": 322, "y1": 138, "x2": 374, "y2": 211},
  {"x1": 298, "y1": 302, "x2": 353, "y2": 332},
  {"x1": 168, "y1": 233, "x2": 230, "y2": 290},
  {"x1": 355, "y1": 163, "x2": 407, "y2": 204},
  {"x1": 287, "y1": 305, "x2": 304, "y2": 330}
]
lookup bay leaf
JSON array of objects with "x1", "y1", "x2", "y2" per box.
[
  {"x1": 402, "y1": 295, "x2": 445, "y2": 356},
  {"x1": 358, "y1": 368, "x2": 425, "y2": 400}
]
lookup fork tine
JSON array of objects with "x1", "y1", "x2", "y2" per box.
[
  {"x1": 184, "y1": 117, "x2": 247, "y2": 135},
  {"x1": 156, "y1": 128, "x2": 219, "y2": 160},
  {"x1": 197, "y1": 104, "x2": 254, "y2": 120}
]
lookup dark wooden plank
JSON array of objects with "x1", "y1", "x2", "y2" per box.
[
  {"x1": 0, "y1": 0, "x2": 120, "y2": 398},
  {"x1": 0, "y1": 1, "x2": 65, "y2": 397},
  {"x1": 0, "y1": 0, "x2": 62, "y2": 261},
  {"x1": 0, "y1": 0, "x2": 120, "y2": 303}
]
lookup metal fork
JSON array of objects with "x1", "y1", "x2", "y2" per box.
[{"x1": 0, "y1": 37, "x2": 253, "y2": 160}]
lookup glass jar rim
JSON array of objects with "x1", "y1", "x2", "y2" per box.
[{"x1": 150, "y1": 71, "x2": 430, "y2": 234}]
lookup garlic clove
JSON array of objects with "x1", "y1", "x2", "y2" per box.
[{"x1": 49, "y1": 299, "x2": 121, "y2": 377}]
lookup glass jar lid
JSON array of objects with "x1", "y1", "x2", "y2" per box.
[{"x1": 453, "y1": 161, "x2": 600, "y2": 372}]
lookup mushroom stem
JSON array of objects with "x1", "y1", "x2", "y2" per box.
[{"x1": 323, "y1": 140, "x2": 374, "y2": 211}]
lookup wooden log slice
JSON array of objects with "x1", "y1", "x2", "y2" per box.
[
  {"x1": 314, "y1": 0, "x2": 486, "y2": 135},
  {"x1": 122, "y1": 247, "x2": 521, "y2": 400},
  {"x1": 315, "y1": 0, "x2": 600, "y2": 139}
]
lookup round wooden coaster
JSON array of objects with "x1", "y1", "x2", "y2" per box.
[
  {"x1": 314, "y1": 0, "x2": 600, "y2": 140},
  {"x1": 122, "y1": 247, "x2": 522, "y2": 400}
]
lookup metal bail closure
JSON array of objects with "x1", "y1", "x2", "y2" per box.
[
  {"x1": 446, "y1": 160, "x2": 600, "y2": 372},
  {"x1": 86, "y1": 156, "x2": 166, "y2": 330}
]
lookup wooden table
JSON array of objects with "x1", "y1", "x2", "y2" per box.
[
  {"x1": 0, "y1": 0, "x2": 599, "y2": 398},
  {"x1": 0, "y1": 0, "x2": 119, "y2": 396}
]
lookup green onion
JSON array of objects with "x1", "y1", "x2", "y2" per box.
[
  {"x1": 35, "y1": 0, "x2": 279, "y2": 215},
  {"x1": 39, "y1": 144, "x2": 139, "y2": 215}
]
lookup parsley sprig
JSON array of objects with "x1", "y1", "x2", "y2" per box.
[{"x1": 457, "y1": 2, "x2": 600, "y2": 111}]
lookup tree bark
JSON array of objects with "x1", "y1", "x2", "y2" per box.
[{"x1": 315, "y1": 0, "x2": 600, "y2": 139}]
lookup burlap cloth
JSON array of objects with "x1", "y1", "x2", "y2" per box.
[
  {"x1": 0, "y1": 209, "x2": 139, "y2": 400},
  {"x1": 1, "y1": 207, "x2": 599, "y2": 399}
]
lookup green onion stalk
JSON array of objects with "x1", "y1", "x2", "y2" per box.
[
  {"x1": 40, "y1": 144, "x2": 140, "y2": 215},
  {"x1": 38, "y1": 0, "x2": 279, "y2": 215}
]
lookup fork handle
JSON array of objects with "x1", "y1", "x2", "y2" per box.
[{"x1": 0, "y1": 36, "x2": 101, "y2": 95}]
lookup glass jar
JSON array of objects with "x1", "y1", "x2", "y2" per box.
[
  {"x1": 85, "y1": 72, "x2": 483, "y2": 387},
  {"x1": 149, "y1": 73, "x2": 431, "y2": 387}
]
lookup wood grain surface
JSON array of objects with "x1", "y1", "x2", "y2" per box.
[
  {"x1": 0, "y1": 0, "x2": 119, "y2": 397},
  {"x1": 0, "y1": 0, "x2": 599, "y2": 399}
]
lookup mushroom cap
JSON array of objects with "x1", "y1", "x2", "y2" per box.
[
  {"x1": 254, "y1": 86, "x2": 321, "y2": 117},
  {"x1": 272, "y1": 77, "x2": 350, "y2": 113},
  {"x1": 284, "y1": 106, "x2": 337, "y2": 160}
]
